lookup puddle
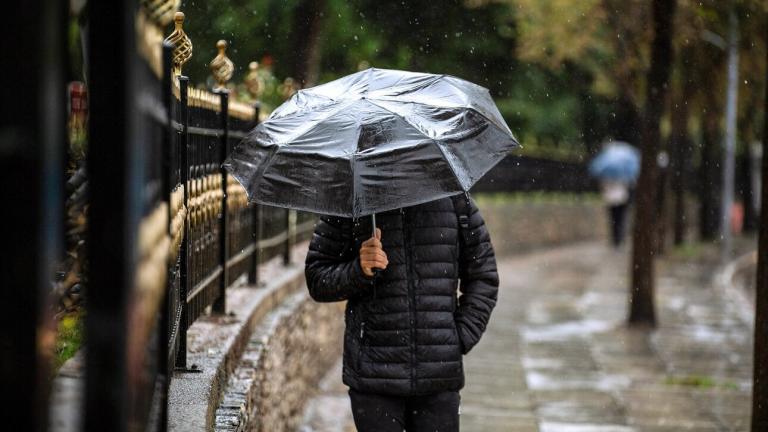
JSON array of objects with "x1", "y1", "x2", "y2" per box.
[
  {"x1": 666, "y1": 296, "x2": 685, "y2": 311},
  {"x1": 521, "y1": 357, "x2": 565, "y2": 369},
  {"x1": 680, "y1": 324, "x2": 748, "y2": 345},
  {"x1": 537, "y1": 400, "x2": 620, "y2": 423},
  {"x1": 539, "y1": 422, "x2": 636, "y2": 432},
  {"x1": 576, "y1": 291, "x2": 605, "y2": 309},
  {"x1": 526, "y1": 371, "x2": 631, "y2": 391},
  {"x1": 522, "y1": 320, "x2": 614, "y2": 342}
]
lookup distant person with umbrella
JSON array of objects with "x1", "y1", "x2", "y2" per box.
[
  {"x1": 224, "y1": 68, "x2": 519, "y2": 431},
  {"x1": 589, "y1": 141, "x2": 641, "y2": 247}
]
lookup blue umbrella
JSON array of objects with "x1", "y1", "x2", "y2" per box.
[{"x1": 588, "y1": 141, "x2": 641, "y2": 182}]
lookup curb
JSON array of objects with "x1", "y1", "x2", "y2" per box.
[
  {"x1": 168, "y1": 259, "x2": 307, "y2": 431},
  {"x1": 717, "y1": 250, "x2": 758, "y2": 330}
]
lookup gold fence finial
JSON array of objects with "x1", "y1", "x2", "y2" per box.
[
  {"x1": 245, "y1": 61, "x2": 263, "y2": 99},
  {"x1": 210, "y1": 40, "x2": 234, "y2": 90},
  {"x1": 163, "y1": 11, "x2": 192, "y2": 76}
]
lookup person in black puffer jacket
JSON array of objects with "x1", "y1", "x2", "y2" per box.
[{"x1": 305, "y1": 193, "x2": 499, "y2": 431}]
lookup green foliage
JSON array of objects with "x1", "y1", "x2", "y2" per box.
[
  {"x1": 68, "y1": 18, "x2": 84, "y2": 81},
  {"x1": 178, "y1": 0, "x2": 602, "y2": 154},
  {"x1": 53, "y1": 311, "x2": 84, "y2": 373},
  {"x1": 670, "y1": 242, "x2": 706, "y2": 260},
  {"x1": 664, "y1": 375, "x2": 739, "y2": 390},
  {"x1": 180, "y1": 0, "x2": 298, "y2": 82},
  {"x1": 174, "y1": 0, "x2": 765, "y2": 160}
]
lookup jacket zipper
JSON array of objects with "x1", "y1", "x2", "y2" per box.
[
  {"x1": 402, "y1": 208, "x2": 416, "y2": 392},
  {"x1": 358, "y1": 319, "x2": 365, "y2": 370}
]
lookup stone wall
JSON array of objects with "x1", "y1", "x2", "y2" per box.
[
  {"x1": 214, "y1": 290, "x2": 344, "y2": 432},
  {"x1": 475, "y1": 194, "x2": 609, "y2": 256}
]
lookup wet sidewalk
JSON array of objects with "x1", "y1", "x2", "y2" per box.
[{"x1": 300, "y1": 242, "x2": 753, "y2": 431}]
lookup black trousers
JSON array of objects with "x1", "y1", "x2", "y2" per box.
[
  {"x1": 608, "y1": 203, "x2": 628, "y2": 247},
  {"x1": 348, "y1": 389, "x2": 460, "y2": 432}
]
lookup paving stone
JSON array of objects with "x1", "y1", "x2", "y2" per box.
[{"x1": 461, "y1": 413, "x2": 538, "y2": 431}]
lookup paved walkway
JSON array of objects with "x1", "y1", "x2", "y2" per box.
[{"x1": 300, "y1": 242, "x2": 753, "y2": 431}]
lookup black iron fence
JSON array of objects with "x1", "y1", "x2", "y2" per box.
[
  {"x1": 148, "y1": 5, "x2": 318, "y2": 418},
  {"x1": 472, "y1": 154, "x2": 597, "y2": 194},
  {"x1": 0, "y1": 2, "x2": 317, "y2": 431}
]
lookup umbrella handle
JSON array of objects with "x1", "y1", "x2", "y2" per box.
[
  {"x1": 371, "y1": 213, "x2": 377, "y2": 238},
  {"x1": 371, "y1": 213, "x2": 382, "y2": 278}
]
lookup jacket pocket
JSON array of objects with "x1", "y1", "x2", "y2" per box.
[{"x1": 452, "y1": 319, "x2": 465, "y2": 357}]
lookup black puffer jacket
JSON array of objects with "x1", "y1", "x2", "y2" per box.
[{"x1": 305, "y1": 194, "x2": 498, "y2": 396}]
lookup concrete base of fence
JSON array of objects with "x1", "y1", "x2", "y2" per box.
[
  {"x1": 168, "y1": 257, "x2": 302, "y2": 431},
  {"x1": 168, "y1": 244, "x2": 343, "y2": 432},
  {"x1": 213, "y1": 288, "x2": 343, "y2": 432},
  {"x1": 49, "y1": 351, "x2": 85, "y2": 431}
]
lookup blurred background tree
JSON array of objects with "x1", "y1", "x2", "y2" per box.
[
  {"x1": 178, "y1": 0, "x2": 627, "y2": 161},
  {"x1": 174, "y1": 0, "x2": 766, "y2": 256}
]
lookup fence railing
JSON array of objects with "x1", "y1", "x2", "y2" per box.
[{"x1": 80, "y1": 3, "x2": 317, "y2": 431}]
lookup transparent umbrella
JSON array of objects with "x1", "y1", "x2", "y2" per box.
[{"x1": 223, "y1": 67, "x2": 519, "y2": 232}]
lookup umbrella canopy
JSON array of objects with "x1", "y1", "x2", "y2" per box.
[
  {"x1": 223, "y1": 67, "x2": 519, "y2": 218},
  {"x1": 588, "y1": 141, "x2": 641, "y2": 182}
]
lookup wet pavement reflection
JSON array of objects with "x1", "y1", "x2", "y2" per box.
[{"x1": 301, "y1": 242, "x2": 752, "y2": 431}]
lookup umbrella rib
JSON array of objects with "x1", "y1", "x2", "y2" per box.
[
  {"x1": 368, "y1": 74, "x2": 443, "y2": 99},
  {"x1": 366, "y1": 99, "x2": 518, "y2": 148},
  {"x1": 269, "y1": 92, "x2": 337, "y2": 120},
  {"x1": 366, "y1": 98, "x2": 517, "y2": 192},
  {"x1": 364, "y1": 99, "x2": 434, "y2": 140},
  {"x1": 440, "y1": 78, "x2": 512, "y2": 135},
  {"x1": 272, "y1": 99, "x2": 358, "y2": 146},
  {"x1": 351, "y1": 116, "x2": 364, "y2": 219},
  {"x1": 432, "y1": 139, "x2": 470, "y2": 192},
  {"x1": 364, "y1": 99, "x2": 469, "y2": 192}
]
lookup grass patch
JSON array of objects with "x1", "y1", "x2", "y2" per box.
[
  {"x1": 669, "y1": 242, "x2": 706, "y2": 260},
  {"x1": 664, "y1": 375, "x2": 739, "y2": 390},
  {"x1": 53, "y1": 310, "x2": 84, "y2": 373}
]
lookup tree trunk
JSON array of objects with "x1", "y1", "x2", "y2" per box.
[
  {"x1": 751, "y1": 18, "x2": 768, "y2": 431},
  {"x1": 739, "y1": 92, "x2": 760, "y2": 233},
  {"x1": 290, "y1": 0, "x2": 327, "y2": 87},
  {"x1": 629, "y1": 0, "x2": 676, "y2": 326},
  {"x1": 655, "y1": 154, "x2": 670, "y2": 254},
  {"x1": 746, "y1": 141, "x2": 762, "y2": 232},
  {"x1": 602, "y1": 0, "x2": 642, "y2": 146},
  {"x1": 612, "y1": 93, "x2": 643, "y2": 145},
  {"x1": 740, "y1": 150, "x2": 758, "y2": 232},
  {"x1": 671, "y1": 47, "x2": 695, "y2": 245},
  {"x1": 572, "y1": 65, "x2": 600, "y2": 156},
  {"x1": 699, "y1": 91, "x2": 722, "y2": 241}
]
